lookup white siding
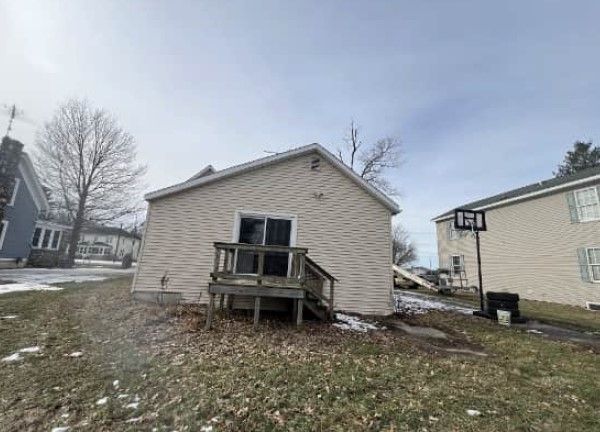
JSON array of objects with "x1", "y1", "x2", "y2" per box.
[
  {"x1": 436, "y1": 183, "x2": 600, "y2": 306},
  {"x1": 133, "y1": 152, "x2": 394, "y2": 315}
]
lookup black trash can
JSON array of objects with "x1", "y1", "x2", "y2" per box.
[{"x1": 486, "y1": 292, "x2": 526, "y2": 323}]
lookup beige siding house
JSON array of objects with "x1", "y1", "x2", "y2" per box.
[
  {"x1": 433, "y1": 166, "x2": 600, "y2": 308},
  {"x1": 132, "y1": 144, "x2": 399, "y2": 316}
]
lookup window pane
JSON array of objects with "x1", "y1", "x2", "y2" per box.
[
  {"x1": 591, "y1": 265, "x2": 600, "y2": 281},
  {"x1": 239, "y1": 218, "x2": 265, "y2": 244},
  {"x1": 41, "y1": 230, "x2": 52, "y2": 248},
  {"x1": 588, "y1": 249, "x2": 600, "y2": 264},
  {"x1": 32, "y1": 228, "x2": 42, "y2": 247},
  {"x1": 51, "y1": 231, "x2": 61, "y2": 249},
  {"x1": 236, "y1": 251, "x2": 258, "y2": 273},
  {"x1": 265, "y1": 218, "x2": 291, "y2": 246},
  {"x1": 264, "y1": 251, "x2": 289, "y2": 276}
]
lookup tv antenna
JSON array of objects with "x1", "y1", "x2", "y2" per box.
[{"x1": 2, "y1": 104, "x2": 35, "y2": 137}]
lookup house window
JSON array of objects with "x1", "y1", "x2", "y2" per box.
[
  {"x1": 0, "y1": 220, "x2": 8, "y2": 250},
  {"x1": 586, "y1": 248, "x2": 600, "y2": 282},
  {"x1": 41, "y1": 229, "x2": 53, "y2": 249},
  {"x1": 451, "y1": 255, "x2": 464, "y2": 276},
  {"x1": 32, "y1": 227, "x2": 42, "y2": 248},
  {"x1": 8, "y1": 178, "x2": 20, "y2": 206},
  {"x1": 234, "y1": 212, "x2": 295, "y2": 277},
  {"x1": 574, "y1": 187, "x2": 600, "y2": 222},
  {"x1": 51, "y1": 231, "x2": 61, "y2": 249}
]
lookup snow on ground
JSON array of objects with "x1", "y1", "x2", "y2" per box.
[
  {"x1": 2, "y1": 352, "x2": 22, "y2": 362},
  {"x1": 0, "y1": 315, "x2": 18, "y2": 319},
  {"x1": 0, "y1": 282, "x2": 63, "y2": 295},
  {"x1": 333, "y1": 313, "x2": 380, "y2": 332},
  {"x1": 0, "y1": 266, "x2": 134, "y2": 295},
  {"x1": 394, "y1": 291, "x2": 474, "y2": 315},
  {"x1": 19, "y1": 346, "x2": 41, "y2": 353}
]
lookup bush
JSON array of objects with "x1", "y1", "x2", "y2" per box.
[{"x1": 122, "y1": 253, "x2": 133, "y2": 269}]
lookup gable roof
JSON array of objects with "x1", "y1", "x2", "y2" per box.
[
  {"x1": 145, "y1": 143, "x2": 400, "y2": 214},
  {"x1": 432, "y1": 165, "x2": 600, "y2": 222},
  {"x1": 19, "y1": 152, "x2": 50, "y2": 212}
]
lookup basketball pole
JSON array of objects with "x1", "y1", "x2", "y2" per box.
[{"x1": 475, "y1": 230, "x2": 485, "y2": 312}]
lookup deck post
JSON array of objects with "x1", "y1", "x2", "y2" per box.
[
  {"x1": 254, "y1": 296, "x2": 261, "y2": 329},
  {"x1": 219, "y1": 294, "x2": 225, "y2": 311},
  {"x1": 296, "y1": 299, "x2": 303, "y2": 326},
  {"x1": 205, "y1": 293, "x2": 216, "y2": 330},
  {"x1": 226, "y1": 294, "x2": 234, "y2": 316}
]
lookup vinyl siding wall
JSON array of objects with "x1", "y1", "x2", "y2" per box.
[
  {"x1": 0, "y1": 166, "x2": 37, "y2": 266},
  {"x1": 436, "y1": 182, "x2": 600, "y2": 306},
  {"x1": 133, "y1": 152, "x2": 394, "y2": 315}
]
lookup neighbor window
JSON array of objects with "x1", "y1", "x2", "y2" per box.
[
  {"x1": 574, "y1": 187, "x2": 600, "y2": 222},
  {"x1": 0, "y1": 220, "x2": 8, "y2": 250},
  {"x1": 51, "y1": 231, "x2": 61, "y2": 249},
  {"x1": 8, "y1": 178, "x2": 20, "y2": 206},
  {"x1": 41, "y1": 229, "x2": 53, "y2": 249},
  {"x1": 451, "y1": 255, "x2": 464, "y2": 276},
  {"x1": 32, "y1": 227, "x2": 42, "y2": 248},
  {"x1": 586, "y1": 248, "x2": 600, "y2": 282}
]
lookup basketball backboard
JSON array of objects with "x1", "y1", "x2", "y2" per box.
[{"x1": 454, "y1": 208, "x2": 486, "y2": 231}]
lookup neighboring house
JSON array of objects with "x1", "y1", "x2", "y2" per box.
[
  {"x1": 0, "y1": 136, "x2": 70, "y2": 268},
  {"x1": 408, "y1": 266, "x2": 430, "y2": 276},
  {"x1": 77, "y1": 225, "x2": 142, "y2": 260},
  {"x1": 133, "y1": 143, "x2": 399, "y2": 316},
  {"x1": 433, "y1": 166, "x2": 600, "y2": 308}
]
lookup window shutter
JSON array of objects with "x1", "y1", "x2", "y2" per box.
[
  {"x1": 446, "y1": 222, "x2": 452, "y2": 241},
  {"x1": 566, "y1": 191, "x2": 579, "y2": 223},
  {"x1": 577, "y1": 248, "x2": 591, "y2": 283},
  {"x1": 448, "y1": 255, "x2": 453, "y2": 275}
]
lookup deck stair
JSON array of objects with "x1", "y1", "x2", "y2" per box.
[{"x1": 205, "y1": 242, "x2": 337, "y2": 329}]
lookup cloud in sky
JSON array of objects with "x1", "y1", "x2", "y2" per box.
[{"x1": 2, "y1": 0, "x2": 600, "y2": 266}]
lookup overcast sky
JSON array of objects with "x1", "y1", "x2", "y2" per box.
[{"x1": 2, "y1": 1, "x2": 600, "y2": 267}]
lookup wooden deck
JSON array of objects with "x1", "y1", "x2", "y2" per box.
[{"x1": 205, "y1": 242, "x2": 337, "y2": 329}]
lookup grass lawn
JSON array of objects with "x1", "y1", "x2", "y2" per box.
[
  {"x1": 412, "y1": 288, "x2": 600, "y2": 332},
  {"x1": 1, "y1": 277, "x2": 599, "y2": 431}
]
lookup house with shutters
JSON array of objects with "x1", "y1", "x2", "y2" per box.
[
  {"x1": 0, "y1": 136, "x2": 70, "y2": 268},
  {"x1": 433, "y1": 165, "x2": 600, "y2": 309}
]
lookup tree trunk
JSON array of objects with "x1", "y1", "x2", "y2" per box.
[{"x1": 67, "y1": 196, "x2": 87, "y2": 267}]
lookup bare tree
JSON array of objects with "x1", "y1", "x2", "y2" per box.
[
  {"x1": 337, "y1": 121, "x2": 401, "y2": 195},
  {"x1": 391, "y1": 224, "x2": 417, "y2": 266},
  {"x1": 36, "y1": 99, "x2": 146, "y2": 265}
]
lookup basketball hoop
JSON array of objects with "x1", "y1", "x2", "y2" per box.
[{"x1": 453, "y1": 208, "x2": 487, "y2": 312}]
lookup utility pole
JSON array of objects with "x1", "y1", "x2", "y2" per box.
[{"x1": 475, "y1": 230, "x2": 484, "y2": 312}]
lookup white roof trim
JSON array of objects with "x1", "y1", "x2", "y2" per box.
[
  {"x1": 18, "y1": 153, "x2": 49, "y2": 212},
  {"x1": 145, "y1": 143, "x2": 400, "y2": 214},
  {"x1": 432, "y1": 173, "x2": 600, "y2": 222}
]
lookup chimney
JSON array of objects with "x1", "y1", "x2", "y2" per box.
[{"x1": 0, "y1": 136, "x2": 24, "y2": 219}]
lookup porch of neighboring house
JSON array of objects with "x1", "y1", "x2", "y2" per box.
[{"x1": 205, "y1": 242, "x2": 337, "y2": 329}]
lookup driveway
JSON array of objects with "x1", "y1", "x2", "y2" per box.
[{"x1": 0, "y1": 266, "x2": 134, "y2": 295}]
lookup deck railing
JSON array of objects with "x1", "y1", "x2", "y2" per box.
[{"x1": 209, "y1": 242, "x2": 337, "y2": 320}]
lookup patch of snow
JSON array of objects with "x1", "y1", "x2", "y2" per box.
[
  {"x1": 68, "y1": 352, "x2": 83, "y2": 358},
  {"x1": 126, "y1": 402, "x2": 139, "y2": 409},
  {"x1": 200, "y1": 426, "x2": 213, "y2": 432},
  {"x1": 126, "y1": 417, "x2": 142, "y2": 423},
  {"x1": 526, "y1": 329, "x2": 543, "y2": 334},
  {"x1": 19, "y1": 346, "x2": 41, "y2": 353},
  {"x1": 0, "y1": 283, "x2": 63, "y2": 295},
  {"x1": 466, "y1": 409, "x2": 481, "y2": 416},
  {"x1": 333, "y1": 313, "x2": 379, "y2": 332},
  {"x1": 0, "y1": 315, "x2": 18, "y2": 319},
  {"x1": 2, "y1": 352, "x2": 22, "y2": 362},
  {"x1": 394, "y1": 292, "x2": 474, "y2": 315},
  {"x1": 0, "y1": 267, "x2": 135, "y2": 293},
  {"x1": 96, "y1": 397, "x2": 108, "y2": 406},
  {"x1": 117, "y1": 393, "x2": 129, "y2": 399},
  {"x1": 113, "y1": 379, "x2": 120, "y2": 389},
  {"x1": 52, "y1": 427, "x2": 70, "y2": 432}
]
